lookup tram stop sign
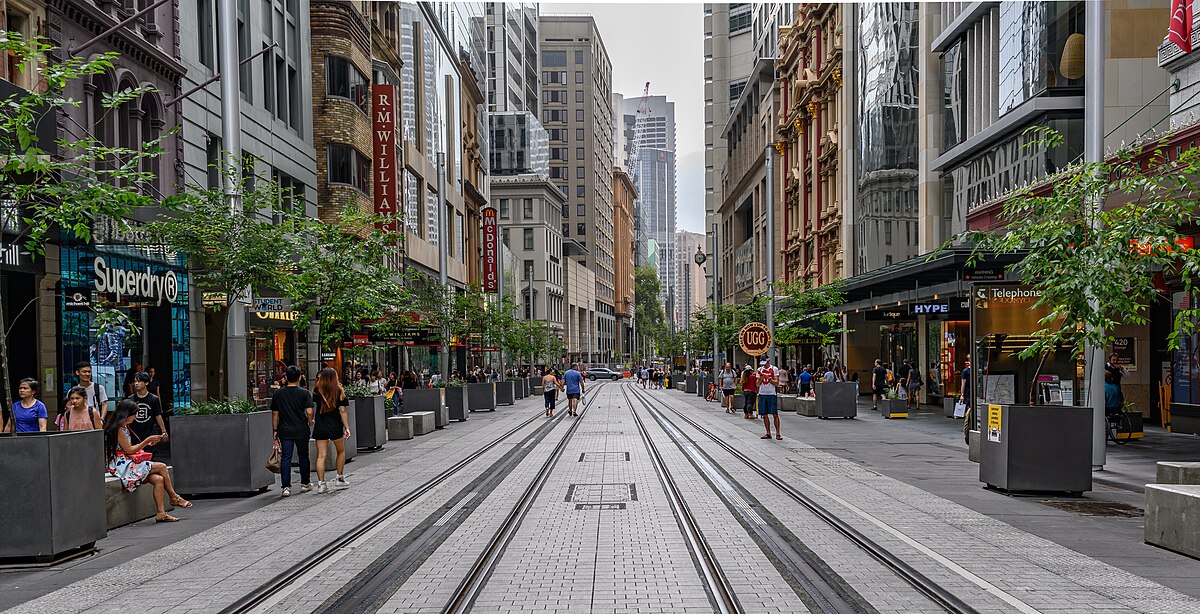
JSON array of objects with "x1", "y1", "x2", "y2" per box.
[{"x1": 738, "y1": 322, "x2": 772, "y2": 357}]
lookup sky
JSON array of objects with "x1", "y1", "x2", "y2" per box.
[{"x1": 542, "y1": 2, "x2": 706, "y2": 234}]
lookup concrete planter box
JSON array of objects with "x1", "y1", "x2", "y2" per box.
[
  {"x1": 510, "y1": 379, "x2": 526, "y2": 399},
  {"x1": 496, "y1": 380, "x2": 516, "y2": 406},
  {"x1": 676, "y1": 380, "x2": 686, "y2": 392},
  {"x1": 779, "y1": 396, "x2": 800, "y2": 413},
  {"x1": 968, "y1": 429, "x2": 981, "y2": 463},
  {"x1": 443, "y1": 386, "x2": 468, "y2": 421},
  {"x1": 526, "y1": 377, "x2": 540, "y2": 393},
  {"x1": 696, "y1": 376, "x2": 711, "y2": 397},
  {"x1": 685, "y1": 375, "x2": 698, "y2": 394},
  {"x1": 106, "y1": 468, "x2": 174, "y2": 530},
  {"x1": 533, "y1": 386, "x2": 545, "y2": 396},
  {"x1": 733, "y1": 393, "x2": 745, "y2": 409},
  {"x1": 468, "y1": 382, "x2": 497, "y2": 412},
  {"x1": 979, "y1": 404, "x2": 1092, "y2": 494},
  {"x1": 815, "y1": 382, "x2": 857, "y2": 419},
  {"x1": 944, "y1": 397, "x2": 958, "y2": 418},
  {"x1": 405, "y1": 388, "x2": 443, "y2": 412},
  {"x1": 350, "y1": 396, "x2": 387, "y2": 450},
  {"x1": 797, "y1": 397, "x2": 818, "y2": 417},
  {"x1": 1146, "y1": 484, "x2": 1200, "y2": 558},
  {"x1": 172, "y1": 411, "x2": 274, "y2": 495},
  {"x1": 880, "y1": 399, "x2": 908, "y2": 419},
  {"x1": 0, "y1": 431, "x2": 106, "y2": 562}
]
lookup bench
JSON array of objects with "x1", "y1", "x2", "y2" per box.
[
  {"x1": 1145, "y1": 484, "x2": 1200, "y2": 558},
  {"x1": 387, "y1": 415, "x2": 414, "y2": 440},
  {"x1": 779, "y1": 396, "x2": 800, "y2": 413},
  {"x1": 408, "y1": 411, "x2": 435, "y2": 436},
  {"x1": 105, "y1": 466, "x2": 174, "y2": 530},
  {"x1": 797, "y1": 397, "x2": 818, "y2": 417},
  {"x1": 1157, "y1": 462, "x2": 1200, "y2": 485}
]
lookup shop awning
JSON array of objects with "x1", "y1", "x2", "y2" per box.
[{"x1": 835, "y1": 248, "x2": 1027, "y2": 312}]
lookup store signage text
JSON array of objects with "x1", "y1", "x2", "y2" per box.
[
  {"x1": 975, "y1": 286, "x2": 1041, "y2": 305},
  {"x1": 964, "y1": 267, "x2": 1005, "y2": 281},
  {"x1": 482, "y1": 207, "x2": 499, "y2": 292},
  {"x1": 0, "y1": 240, "x2": 31, "y2": 268},
  {"x1": 372, "y1": 83, "x2": 399, "y2": 234},
  {"x1": 910, "y1": 302, "x2": 949, "y2": 315},
  {"x1": 63, "y1": 287, "x2": 91, "y2": 311},
  {"x1": 250, "y1": 296, "x2": 292, "y2": 313},
  {"x1": 93, "y1": 256, "x2": 178, "y2": 305},
  {"x1": 865, "y1": 309, "x2": 907, "y2": 321},
  {"x1": 738, "y1": 322, "x2": 772, "y2": 357}
]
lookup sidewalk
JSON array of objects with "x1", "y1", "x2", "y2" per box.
[{"x1": 691, "y1": 391, "x2": 1200, "y2": 599}]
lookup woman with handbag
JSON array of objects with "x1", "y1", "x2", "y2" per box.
[
  {"x1": 104, "y1": 398, "x2": 191, "y2": 522},
  {"x1": 313, "y1": 367, "x2": 352, "y2": 493}
]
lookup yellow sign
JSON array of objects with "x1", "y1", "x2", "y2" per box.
[
  {"x1": 987, "y1": 404, "x2": 1002, "y2": 443},
  {"x1": 738, "y1": 322, "x2": 772, "y2": 357}
]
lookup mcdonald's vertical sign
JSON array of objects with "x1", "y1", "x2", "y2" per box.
[
  {"x1": 482, "y1": 206, "x2": 499, "y2": 292},
  {"x1": 372, "y1": 84, "x2": 399, "y2": 234}
]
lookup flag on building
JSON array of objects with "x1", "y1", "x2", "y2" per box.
[{"x1": 1170, "y1": 0, "x2": 1193, "y2": 54}]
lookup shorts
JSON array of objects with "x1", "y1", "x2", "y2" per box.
[
  {"x1": 567, "y1": 392, "x2": 581, "y2": 400},
  {"x1": 758, "y1": 395, "x2": 779, "y2": 415},
  {"x1": 873, "y1": 385, "x2": 886, "y2": 396},
  {"x1": 722, "y1": 388, "x2": 735, "y2": 398},
  {"x1": 544, "y1": 391, "x2": 557, "y2": 409}
]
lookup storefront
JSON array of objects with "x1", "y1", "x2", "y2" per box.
[
  {"x1": 59, "y1": 244, "x2": 190, "y2": 410},
  {"x1": 246, "y1": 305, "x2": 304, "y2": 408},
  {"x1": 919, "y1": 297, "x2": 971, "y2": 402},
  {"x1": 1, "y1": 229, "x2": 41, "y2": 408}
]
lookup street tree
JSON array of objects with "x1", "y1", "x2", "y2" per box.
[
  {"x1": 634, "y1": 264, "x2": 666, "y2": 359},
  {"x1": 773, "y1": 279, "x2": 848, "y2": 348}
]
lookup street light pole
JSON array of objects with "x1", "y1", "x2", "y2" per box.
[
  {"x1": 527, "y1": 264, "x2": 534, "y2": 375},
  {"x1": 1085, "y1": 0, "x2": 1106, "y2": 470},
  {"x1": 711, "y1": 222, "x2": 720, "y2": 371},
  {"x1": 437, "y1": 153, "x2": 449, "y2": 381},
  {"x1": 765, "y1": 145, "x2": 777, "y2": 365},
  {"x1": 218, "y1": 0, "x2": 246, "y2": 400}
]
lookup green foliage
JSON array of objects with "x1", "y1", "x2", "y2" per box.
[
  {"x1": 183, "y1": 397, "x2": 258, "y2": 415},
  {"x1": 773, "y1": 279, "x2": 847, "y2": 346},
  {"x1": 950, "y1": 126, "x2": 1200, "y2": 359},
  {"x1": 343, "y1": 382, "x2": 372, "y2": 398}
]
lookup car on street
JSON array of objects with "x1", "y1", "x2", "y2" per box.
[{"x1": 584, "y1": 367, "x2": 622, "y2": 381}]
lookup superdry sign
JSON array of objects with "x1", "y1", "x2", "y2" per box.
[
  {"x1": 93, "y1": 256, "x2": 178, "y2": 305},
  {"x1": 482, "y1": 207, "x2": 499, "y2": 292},
  {"x1": 372, "y1": 84, "x2": 399, "y2": 234}
]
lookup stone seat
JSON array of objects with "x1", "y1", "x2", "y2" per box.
[
  {"x1": 105, "y1": 466, "x2": 174, "y2": 530},
  {"x1": 408, "y1": 411, "x2": 435, "y2": 436},
  {"x1": 1145, "y1": 484, "x2": 1200, "y2": 558},
  {"x1": 1156, "y1": 462, "x2": 1200, "y2": 485},
  {"x1": 387, "y1": 415, "x2": 414, "y2": 440}
]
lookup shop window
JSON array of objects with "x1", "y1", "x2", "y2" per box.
[{"x1": 326, "y1": 56, "x2": 369, "y2": 114}]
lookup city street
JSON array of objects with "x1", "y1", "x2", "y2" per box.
[{"x1": 5, "y1": 382, "x2": 1200, "y2": 614}]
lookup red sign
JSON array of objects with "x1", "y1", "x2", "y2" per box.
[
  {"x1": 1131, "y1": 236, "x2": 1194, "y2": 256},
  {"x1": 372, "y1": 84, "x2": 399, "y2": 234},
  {"x1": 482, "y1": 206, "x2": 499, "y2": 292}
]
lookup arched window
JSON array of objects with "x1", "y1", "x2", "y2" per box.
[
  {"x1": 87, "y1": 68, "x2": 117, "y2": 174},
  {"x1": 117, "y1": 74, "x2": 141, "y2": 187},
  {"x1": 139, "y1": 92, "x2": 164, "y2": 196}
]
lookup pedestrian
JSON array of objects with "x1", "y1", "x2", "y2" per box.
[
  {"x1": 741, "y1": 365, "x2": 758, "y2": 420},
  {"x1": 960, "y1": 361, "x2": 974, "y2": 441},
  {"x1": 313, "y1": 367, "x2": 352, "y2": 493},
  {"x1": 127, "y1": 371, "x2": 167, "y2": 449},
  {"x1": 757, "y1": 361, "x2": 781, "y2": 440},
  {"x1": 777, "y1": 366, "x2": 790, "y2": 395},
  {"x1": 541, "y1": 366, "x2": 561, "y2": 417},
  {"x1": 1104, "y1": 371, "x2": 1124, "y2": 415},
  {"x1": 719, "y1": 363, "x2": 738, "y2": 414},
  {"x1": 905, "y1": 364, "x2": 923, "y2": 410},
  {"x1": 823, "y1": 364, "x2": 837, "y2": 383},
  {"x1": 638, "y1": 365, "x2": 648, "y2": 388},
  {"x1": 74, "y1": 361, "x2": 109, "y2": 421},
  {"x1": 563, "y1": 363, "x2": 585, "y2": 417},
  {"x1": 145, "y1": 366, "x2": 161, "y2": 396},
  {"x1": 11, "y1": 378, "x2": 48, "y2": 432},
  {"x1": 960, "y1": 361, "x2": 972, "y2": 404},
  {"x1": 897, "y1": 360, "x2": 911, "y2": 392},
  {"x1": 271, "y1": 366, "x2": 315, "y2": 497},
  {"x1": 56, "y1": 385, "x2": 102, "y2": 431},
  {"x1": 1105, "y1": 353, "x2": 1126, "y2": 392},
  {"x1": 122, "y1": 363, "x2": 144, "y2": 397},
  {"x1": 104, "y1": 398, "x2": 191, "y2": 522},
  {"x1": 871, "y1": 359, "x2": 888, "y2": 411},
  {"x1": 798, "y1": 365, "x2": 813, "y2": 397}
]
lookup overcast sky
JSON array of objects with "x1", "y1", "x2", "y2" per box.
[{"x1": 542, "y1": 3, "x2": 706, "y2": 233}]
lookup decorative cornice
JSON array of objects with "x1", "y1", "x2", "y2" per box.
[{"x1": 48, "y1": 0, "x2": 184, "y2": 80}]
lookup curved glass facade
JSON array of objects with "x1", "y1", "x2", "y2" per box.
[{"x1": 998, "y1": 1, "x2": 1084, "y2": 116}]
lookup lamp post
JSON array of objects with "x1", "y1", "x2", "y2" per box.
[
  {"x1": 695, "y1": 237, "x2": 718, "y2": 372},
  {"x1": 527, "y1": 263, "x2": 534, "y2": 375}
]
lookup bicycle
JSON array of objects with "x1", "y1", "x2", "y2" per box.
[{"x1": 1105, "y1": 409, "x2": 1132, "y2": 445}]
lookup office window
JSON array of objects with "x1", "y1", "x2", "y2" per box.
[
  {"x1": 574, "y1": 50, "x2": 584, "y2": 64},
  {"x1": 577, "y1": 204, "x2": 585, "y2": 216},
  {"x1": 575, "y1": 128, "x2": 584, "y2": 140},
  {"x1": 543, "y1": 50, "x2": 567, "y2": 66},
  {"x1": 198, "y1": 0, "x2": 216, "y2": 68},
  {"x1": 576, "y1": 185, "x2": 585, "y2": 197},
  {"x1": 499, "y1": 198, "x2": 508, "y2": 218},
  {"x1": 328, "y1": 143, "x2": 369, "y2": 193},
  {"x1": 502, "y1": 228, "x2": 510, "y2": 247},
  {"x1": 576, "y1": 166, "x2": 584, "y2": 179},
  {"x1": 237, "y1": 0, "x2": 250, "y2": 99},
  {"x1": 729, "y1": 10, "x2": 751, "y2": 33},
  {"x1": 575, "y1": 90, "x2": 583, "y2": 103},
  {"x1": 523, "y1": 198, "x2": 533, "y2": 219},
  {"x1": 577, "y1": 223, "x2": 585, "y2": 235},
  {"x1": 326, "y1": 57, "x2": 369, "y2": 114},
  {"x1": 575, "y1": 109, "x2": 584, "y2": 121},
  {"x1": 576, "y1": 147, "x2": 585, "y2": 160},
  {"x1": 561, "y1": 204, "x2": 569, "y2": 217},
  {"x1": 574, "y1": 71, "x2": 583, "y2": 84},
  {"x1": 523, "y1": 228, "x2": 534, "y2": 250},
  {"x1": 524, "y1": 259, "x2": 534, "y2": 279},
  {"x1": 563, "y1": 223, "x2": 569, "y2": 236}
]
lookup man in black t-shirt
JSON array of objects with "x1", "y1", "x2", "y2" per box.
[
  {"x1": 128, "y1": 371, "x2": 166, "y2": 445},
  {"x1": 271, "y1": 366, "x2": 315, "y2": 496},
  {"x1": 871, "y1": 359, "x2": 888, "y2": 411},
  {"x1": 1105, "y1": 353, "x2": 1125, "y2": 391},
  {"x1": 897, "y1": 360, "x2": 911, "y2": 388}
]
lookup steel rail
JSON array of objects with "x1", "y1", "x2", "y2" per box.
[
  {"x1": 440, "y1": 385, "x2": 604, "y2": 614},
  {"x1": 622, "y1": 386, "x2": 743, "y2": 614},
  {"x1": 220, "y1": 390, "x2": 585, "y2": 614},
  {"x1": 628, "y1": 385, "x2": 979, "y2": 614}
]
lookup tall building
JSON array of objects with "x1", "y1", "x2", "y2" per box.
[
  {"x1": 486, "y1": 2, "x2": 539, "y2": 115},
  {"x1": 539, "y1": 15, "x2": 616, "y2": 363},
  {"x1": 613, "y1": 167, "x2": 636, "y2": 359},
  {"x1": 496, "y1": 176, "x2": 566, "y2": 340},
  {"x1": 674, "y1": 231, "x2": 708, "y2": 331},
  {"x1": 621, "y1": 94, "x2": 677, "y2": 325},
  {"x1": 703, "y1": 3, "x2": 755, "y2": 233}
]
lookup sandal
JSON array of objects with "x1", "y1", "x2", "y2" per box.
[
  {"x1": 776, "y1": 435, "x2": 783, "y2": 440},
  {"x1": 760, "y1": 434, "x2": 772, "y2": 439},
  {"x1": 170, "y1": 497, "x2": 193, "y2": 509},
  {"x1": 155, "y1": 513, "x2": 180, "y2": 523}
]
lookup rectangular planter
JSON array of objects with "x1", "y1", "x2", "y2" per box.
[
  {"x1": 443, "y1": 386, "x2": 468, "y2": 421},
  {"x1": 685, "y1": 375, "x2": 698, "y2": 394},
  {"x1": 468, "y1": 382, "x2": 497, "y2": 412},
  {"x1": 733, "y1": 393, "x2": 745, "y2": 409},
  {"x1": 979, "y1": 404, "x2": 1092, "y2": 494},
  {"x1": 496, "y1": 380, "x2": 516, "y2": 406},
  {"x1": 943, "y1": 397, "x2": 958, "y2": 418},
  {"x1": 815, "y1": 382, "x2": 857, "y2": 419},
  {"x1": 404, "y1": 388, "x2": 443, "y2": 412},
  {"x1": 676, "y1": 381, "x2": 685, "y2": 391},
  {"x1": 0, "y1": 431, "x2": 106, "y2": 562},
  {"x1": 696, "y1": 376, "x2": 710, "y2": 397},
  {"x1": 172, "y1": 410, "x2": 275, "y2": 495},
  {"x1": 880, "y1": 399, "x2": 908, "y2": 419},
  {"x1": 526, "y1": 377, "x2": 540, "y2": 393},
  {"x1": 511, "y1": 379, "x2": 526, "y2": 399},
  {"x1": 1117, "y1": 412, "x2": 1144, "y2": 441},
  {"x1": 351, "y1": 396, "x2": 387, "y2": 450}
]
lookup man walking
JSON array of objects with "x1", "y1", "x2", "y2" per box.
[
  {"x1": 871, "y1": 359, "x2": 888, "y2": 411},
  {"x1": 719, "y1": 363, "x2": 738, "y2": 414},
  {"x1": 271, "y1": 366, "x2": 315, "y2": 496},
  {"x1": 563, "y1": 363, "x2": 585, "y2": 417},
  {"x1": 757, "y1": 360, "x2": 782, "y2": 440},
  {"x1": 75, "y1": 361, "x2": 109, "y2": 421}
]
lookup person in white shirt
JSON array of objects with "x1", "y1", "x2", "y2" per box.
[
  {"x1": 75, "y1": 361, "x2": 109, "y2": 421},
  {"x1": 757, "y1": 360, "x2": 782, "y2": 440}
]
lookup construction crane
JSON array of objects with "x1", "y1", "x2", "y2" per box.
[{"x1": 629, "y1": 81, "x2": 652, "y2": 188}]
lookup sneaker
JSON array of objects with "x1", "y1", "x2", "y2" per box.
[
  {"x1": 281, "y1": 487, "x2": 291, "y2": 497},
  {"x1": 317, "y1": 481, "x2": 328, "y2": 494},
  {"x1": 336, "y1": 475, "x2": 350, "y2": 488},
  {"x1": 300, "y1": 483, "x2": 313, "y2": 494}
]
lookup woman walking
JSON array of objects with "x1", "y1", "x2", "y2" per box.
[
  {"x1": 541, "y1": 367, "x2": 562, "y2": 417},
  {"x1": 104, "y1": 398, "x2": 191, "y2": 522},
  {"x1": 313, "y1": 367, "x2": 352, "y2": 493},
  {"x1": 741, "y1": 365, "x2": 758, "y2": 420},
  {"x1": 57, "y1": 385, "x2": 102, "y2": 431},
  {"x1": 11, "y1": 378, "x2": 48, "y2": 432}
]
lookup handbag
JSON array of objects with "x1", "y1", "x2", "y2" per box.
[
  {"x1": 128, "y1": 450, "x2": 153, "y2": 463},
  {"x1": 266, "y1": 441, "x2": 282, "y2": 473},
  {"x1": 953, "y1": 400, "x2": 967, "y2": 418}
]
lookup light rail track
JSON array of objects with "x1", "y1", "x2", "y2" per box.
[{"x1": 626, "y1": 384, "x2": 979, "y2": 614}]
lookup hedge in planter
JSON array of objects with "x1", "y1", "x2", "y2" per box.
[{"x1": 171, "y1": 399, "x2": 274, "y2": 495}]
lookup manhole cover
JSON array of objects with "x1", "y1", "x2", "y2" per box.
[
  {"x1": 566, "y1": 483, "x2": 638, "y2": 509},
  {"x1": 1037, "y1": 499, "x2": 1143, "y2": 518},
  {"x1": 579, "y1": 452, "x2": 631, "y2": 462}
]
